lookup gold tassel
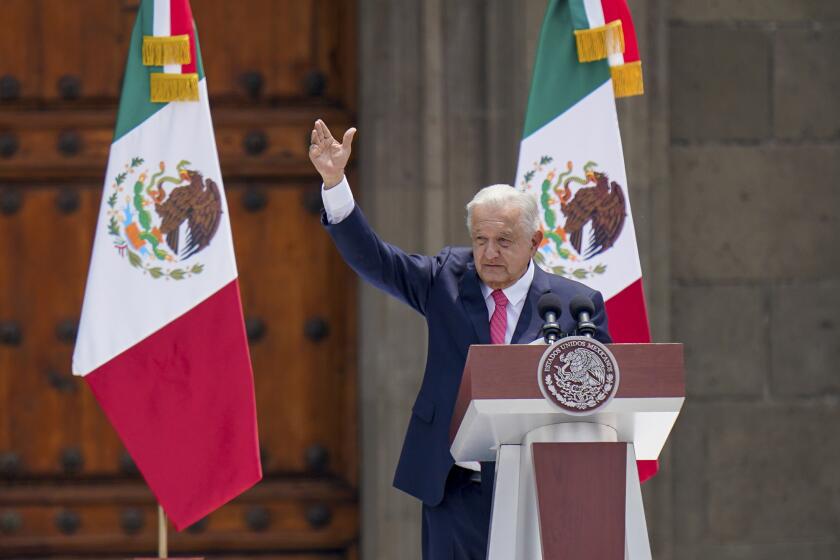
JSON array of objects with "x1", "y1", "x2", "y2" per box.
[
  {"x1": 150, "y1": 73, "x2": 199, "y2": 102},
  {"x1": 574, "y1": 20, "x2": 624, "y2": 63},
  {"x1": 611, "y1": 61, "x2": 644, "y2": 98},
  {"x1": 143, "y1": 35, "x2": 191, "y2": 66}
]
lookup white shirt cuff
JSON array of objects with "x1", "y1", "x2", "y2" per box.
[{"x1": 321, "y1": 176, "x2": 355, "y2": 224}]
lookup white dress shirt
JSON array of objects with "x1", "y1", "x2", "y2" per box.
[
  {"x1": 323, "y1": 177, "x2": 536, "y2": 473},
  {"x1": 321, "y1": 176, "x2": 356, "y2": 224}
]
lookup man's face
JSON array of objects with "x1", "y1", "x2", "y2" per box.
[{"x1": 470, "y1": 204, "x2": 542, "y2": 290}]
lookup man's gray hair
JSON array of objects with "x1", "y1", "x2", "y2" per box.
[{"x1": 465, "y1": 184, "x2": 541, "y2": 236}]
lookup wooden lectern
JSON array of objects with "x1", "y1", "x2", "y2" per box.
[{"x1": 450, "y1": 343, "x2": 684, "y2": 560}]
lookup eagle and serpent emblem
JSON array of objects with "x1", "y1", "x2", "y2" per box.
[
  {"x1": 538, "y1": 337, "x2": 619, "y2": 414},
  {"x1": 105, "y1": 157, "x2": 222, "y2": 280},
  {"x1": 520, "y1": 157, "x2": 627, "y2": 281}
]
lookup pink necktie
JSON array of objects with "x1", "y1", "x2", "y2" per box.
[{"x1": 490, "y1": 289, "x2": 509, "y2": 345}]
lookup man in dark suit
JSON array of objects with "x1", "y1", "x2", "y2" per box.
[{"x1": 309, "y1": 119, "x2": 611, "y2": 559}]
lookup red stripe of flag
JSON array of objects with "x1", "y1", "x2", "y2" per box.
[
  {"x1": 605, "y1": 280, "x2": 657, "y2": 482},
  {"x1": 604, "y1": 278, "x2": 651, "y2": 344},
  {"x1": 170, "y1": 0, "x2": 197, "y2": 74},
  {"x1": 601, "y1": 0, "x2": 640, "y2": 63},
  {"x1": 85, "y1": 280, "x2": 261, "y2": 529}
]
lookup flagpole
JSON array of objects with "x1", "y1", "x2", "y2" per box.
[{"x1": 158, "y1": 505, "x2": 168, "y2": 558}]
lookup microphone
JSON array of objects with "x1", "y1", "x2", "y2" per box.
[
  {"x1": 569, "y1": 295, "x2": 597, "y2": 338},
  {"x1": 537, "y1": 293, "x2": 564, "y2": 344}
]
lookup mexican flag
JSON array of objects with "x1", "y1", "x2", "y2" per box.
[
  {"x1": 514, "y1": 0, "x2": 657, "y2": 481},
  {"x1": 72, "y1": 0, "x2": 261, "y2": 529}
]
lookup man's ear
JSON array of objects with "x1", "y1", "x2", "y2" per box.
[{"x1": 530, "y1": 230, "x2": 544, "y2": 255}]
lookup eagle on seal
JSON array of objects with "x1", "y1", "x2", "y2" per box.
[
  {"x1": 561, "y1": 164, "x2": 626, "y2": 260},
  {"x1": 556, "y1": 348, "x2": 606, "y2": 387},
  {"x1": 155, "y1": 167, "x2": 223, "y2": 259}
]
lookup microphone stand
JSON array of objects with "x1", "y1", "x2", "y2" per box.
[
  {"x1": 575, "y1": 311, "x2": 596, "y2": 338},
  {"x1": 542, "y1": 311, "x2": 562, "y2": 343}
]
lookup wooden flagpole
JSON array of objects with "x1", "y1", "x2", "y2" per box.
[{"x1": 158, "y1": 505, "x2": 168, "y2": 558}]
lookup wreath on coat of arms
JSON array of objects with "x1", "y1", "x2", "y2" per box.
[
  {"x1": 519, "y1": 156, "x2": 627, "y2": 281},
  {"x1": 105, "y1": 157, "x2": 222, "y2": 280}
]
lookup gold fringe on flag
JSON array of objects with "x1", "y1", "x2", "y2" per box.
[
  {"x1": 142, "y1": 35, "x2": 191, "y2": 66},
  {"x1": 574, "y1": 20, "x2": 624, "y2": 63},
  {"x1": 150, "y1": 73, "x2": 199, "y2": 102},
  {"x1": 611, "y1": 61, "x2": 644, "y2": 98}
]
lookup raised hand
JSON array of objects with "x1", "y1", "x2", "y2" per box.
[{"x1": 309, "y1": 119, "x2": 356, "y2": 188}]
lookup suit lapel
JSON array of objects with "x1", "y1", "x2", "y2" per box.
[
  {"x1": 459, "y1": 263, "x2": 491, "y2": 344},
  {"x1": 511, "y1": 263, "x2": 552, "y2": 344}
]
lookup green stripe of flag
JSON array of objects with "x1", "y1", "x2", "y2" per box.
[
  {"x1": 522, "y1": 0, "x2": 611, "y2": 139},
  {"x1": 114, "y1": 0, "x2": 206, "y2": 142}
]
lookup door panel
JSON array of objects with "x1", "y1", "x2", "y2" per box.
[{"x1": 0, "y1": 1, "x2": 358, "y2": 556}]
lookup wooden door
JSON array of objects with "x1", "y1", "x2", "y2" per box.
[{"x1": 0, "y1": 1, "x2": 358, "y2": 557}]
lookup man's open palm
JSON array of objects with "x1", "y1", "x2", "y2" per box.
[{"x1": 309, "y1": 119, "x2": 356, "y2": 187}]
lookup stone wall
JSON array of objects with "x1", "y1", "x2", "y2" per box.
[
  {"x1": 664, "y1": 1, "x2": 840, "y2": 558},
  {"x1": 356, "y1": 1, "x2": 839, "y2": 558}
]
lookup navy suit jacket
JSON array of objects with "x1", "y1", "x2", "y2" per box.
[{"x1": 324, "y1": 205, "x2": 611, "y2": 506}]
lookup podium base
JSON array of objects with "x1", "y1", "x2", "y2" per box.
[{"x1": 487, "y1": 423, "x2": 651, "y2": 560}]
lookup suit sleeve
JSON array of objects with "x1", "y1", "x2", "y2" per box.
[
  {"x1": 590, "y1": 290, "x2": 613, "y2": 344},
  {"x1": 322, "y1": 204, "x2": 449, "y2": 317}
]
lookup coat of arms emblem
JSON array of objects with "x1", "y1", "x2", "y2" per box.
[
  {"x1": 520, "y1": 157, "x2": 627, "y2": 281},
  {"x1": 105, "y1": 157, "x2": 222, "y2": 280},
  {"x1": 537, "y1": 336, "x2": 620, "y2": 414}
]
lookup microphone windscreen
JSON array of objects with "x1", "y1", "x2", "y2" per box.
[
  {"x1": 569, "y1": 295, "x2": 596, "y2": 318},
  {"x1": 537, "y1": 293, "x2": 564, "y2": 319}
]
